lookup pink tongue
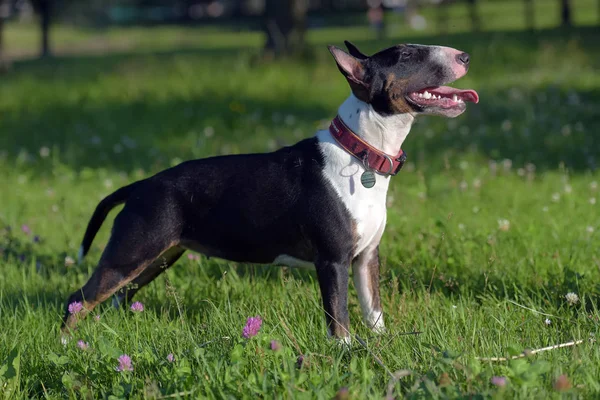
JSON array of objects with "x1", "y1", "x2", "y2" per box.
[{"x1": 427, "y1": 86, "x2": 479, "y2": 103}]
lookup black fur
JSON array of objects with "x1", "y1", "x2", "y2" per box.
[{"x1": 64, "y1": 138, "x2": 356, "y2": 337}]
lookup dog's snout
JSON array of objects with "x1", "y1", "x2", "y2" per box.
[{"x1": 456, "y1": 52, "x2": 470, "y2": 66}]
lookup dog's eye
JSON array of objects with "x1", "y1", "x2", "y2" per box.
[{"x1": 401, "y1": 51, "x2": 412, "y2": 60}]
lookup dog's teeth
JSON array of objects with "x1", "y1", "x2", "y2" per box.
[
  {"x1": 424, "y1": 91, "x2": 431, "y2": 99},
  {"x1": 418, "y1": 93, "x2": 424, "y2": 98},
  {"x1": 452, "y1": 94, "x2": 458, "y2": 102},
  {"x1": 458, "y1": 99, "x2": 464, "y2": 103}
]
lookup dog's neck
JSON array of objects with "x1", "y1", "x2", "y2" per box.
[{"x1": 336, "y1": 94, "x2": 415, "y2": 156}]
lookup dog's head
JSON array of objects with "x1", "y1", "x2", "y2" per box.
[{"x1": 328, "y1": 41, "x2": 479, "y2": 118}]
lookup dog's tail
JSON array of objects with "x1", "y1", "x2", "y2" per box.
[{"x1": 78, "y1": 183, "x2": 137, "y2": 262}]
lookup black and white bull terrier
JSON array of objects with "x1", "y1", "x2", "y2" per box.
[{"x1": 62, "y1": 41, "x2": 478, "y2": 343}]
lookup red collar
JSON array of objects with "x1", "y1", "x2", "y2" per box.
[{"x1": 328, "y1": 115, "x2": 407, "y2": 176}]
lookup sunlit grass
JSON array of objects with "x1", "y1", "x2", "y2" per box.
[{"x1": 1, "y1": 10, "x2": 600, "y2": 399}]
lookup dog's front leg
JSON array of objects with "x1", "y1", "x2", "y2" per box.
[
  {"x1": 352, "y1": 244, "x2": 385, "y2": 334},
  {"x1": 315, "y1": 257, "x2": 351, "y2": 344}
]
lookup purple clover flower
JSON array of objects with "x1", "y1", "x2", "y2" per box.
[
  {"x1": 167, "y1": 353, "x2": 175, "y2": 363},
  {"x1": 77, "y1": 340, "x2": 89, "y2": 351},
  {"x1": 130, "y1": 301, "x2": 144, "y2": 312},
  {"x1": 242, "y1": 316, "x2": 262, "y2": 338},
  {"x1": 491, "y1": 376, "x2": 507, "y2": 387},
  {"x1": 68, "y1": 301, "x2": 83, "y2": 315},
  {"x1": 270, "y1": 340, "x2": 282, "y2": 351},
  {"x1": 116, "y1": 354, "x2": 133, "y2": 372},
  {"x1": 21, "y1": 224, "x2": 31, "y2": 235}
]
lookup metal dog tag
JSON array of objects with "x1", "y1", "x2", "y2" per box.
[{"x1": 360, "y1": 170, "x2": 376, "y2": 188}]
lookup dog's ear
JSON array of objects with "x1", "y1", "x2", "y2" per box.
[
  {"x1": 344, "y1": 41, "x2": 368, "y2": 60},
  {"x1": 328, "y1": 45, "x2": 370, "y2": 101}
]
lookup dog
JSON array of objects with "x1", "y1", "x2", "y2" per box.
[{"x1": 62, "y1": 41, "x2": 478, "y2": 343}]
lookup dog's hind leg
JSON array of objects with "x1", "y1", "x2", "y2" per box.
[
  {"x1": 112, "y1": 247, "x2": 185, "y2": 308},
  {"x1": 61, "y1": 209, "x2": 180, "y2": 332}
]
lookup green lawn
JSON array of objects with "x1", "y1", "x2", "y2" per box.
[{"x1": 1, "y1": 10, "x2": 600, "y2": 400}]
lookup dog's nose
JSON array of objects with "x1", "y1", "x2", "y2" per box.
[{"x1": 456, "y1": 52, "x2": 470, "y2": 66}]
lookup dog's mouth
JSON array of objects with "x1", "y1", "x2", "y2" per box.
[{"x1": 406, "y1": 86, "x2": 479, "y2": 117}]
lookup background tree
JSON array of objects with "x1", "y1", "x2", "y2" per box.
[
  {"x1": 437, "y1": 1, "x2": 449, "y2": 35},
  {"x1": 263, "y1": 0, "x2": 308, "y2": 58},
  {"x1": 467, "y1": 0, "x2": 480, "y2": 32},
  {"x1": 561, "y1": 0, "x2": 572, "y2": 26},
  {"x1": 524, "y1": 0, "x2": 535, "y2": 30},
  {"x1": 31, "y1": 0, "x2": 52, "y2": 57},
  {"x1": 0, "y1": 0, "x2": 9, "y2": 71}
]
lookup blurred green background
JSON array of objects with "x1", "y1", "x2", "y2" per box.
[{"x1": 1, "y1": 1, "x2": 600, "y2": 398}]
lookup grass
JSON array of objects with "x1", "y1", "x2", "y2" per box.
[{"x1": 1, "y1": 5, "x2": 600, "y2": 399}]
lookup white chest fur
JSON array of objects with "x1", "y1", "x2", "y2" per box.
[
  {"x1": 316, "y1": 94, "x2": 414, "y2": 258},
  {"x1": 316, "y1": 130, "x2": 390, "y2": 257},
  {"x1": 274, "y1": 95, "x2": 413, "y2": 265}
]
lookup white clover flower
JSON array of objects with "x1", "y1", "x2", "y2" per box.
[
  {"x1": 564, "y1": 184, "x2": 572, "y2": 194},
  {"x1": 39, "y1": 146, "x2": 50, "y2": 158},
  {"x1": 586, "y1": 226, "x2": 594, "y2": 234},
  {"x1": 497, "y1": 219, "x2": 510, "y2": 231},
  {"x1": 552, "y1": 193, "x2": 561, "y2": 202},
  {"x1": 284, "y1": 115, "x2": 296, "y2": 126},
  {"x1": 591, "y1": 181, "x2": 598, "y2": 190},
  {"x1": 545, "y1": 318, "x2": 551, "y2": 325},
  {"x1": 590, "y1": 198, "x2": 596, "y2": 205},
  {"x1": 565, "y1": 292, "x2": 579, "y2": 305}
]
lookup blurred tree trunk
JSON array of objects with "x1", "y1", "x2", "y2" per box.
[
  {"x1": 32, "y1": 0, "x2": 52, "y2": 57},
  {"x1": 524, "y1": 0, "x2": 535, "y2": 30},
  {"x1": 0, "y1": 14, "x2": 4, "y2": 71},
  {"x1": 467, "y1": 0, "x2": 480, "y2": 32},
  {"x1": 263, "y1": 0, "x2": 307, "y2": 58},
  {"x1": 0, "y1": 0, "x2": 8, "y2": 72},
  {"x1": 560, "y1": 0, "x2": 571, "y2": 27},
  {"x1": 437, "y1": 2, "x2": 449, "y2": 35}
]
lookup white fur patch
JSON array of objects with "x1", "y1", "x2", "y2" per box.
[
  {"x1": 367, "y1": 310, "x2": 386, "y2": 334},
  {"x1": 272, "y1": 255, "x2": 314, "y2": 268},
  {"x1": 327, "y1": 328, "x2": 352, "y2": 347},
  {"x1": 337, "y1": 335, "x2": 352, "y2": 347}
]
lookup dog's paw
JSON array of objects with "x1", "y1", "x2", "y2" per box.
[{"x1": 335, "y1": 335, "x2": 352, "y2": 349}]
